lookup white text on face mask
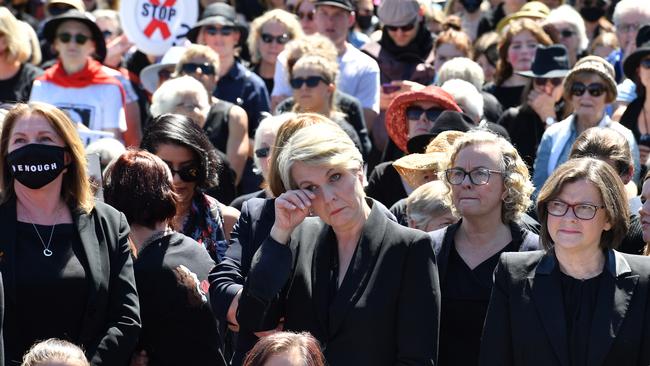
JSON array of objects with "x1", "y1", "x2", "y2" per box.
[{"x1": 12, "y1": 163, "x2": 57, "y2": 172}]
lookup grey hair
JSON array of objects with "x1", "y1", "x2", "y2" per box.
[
  {"x1": 441, "y1": 79, "x2": 484, "y2": 122},
  {"x1": 150, "y1": 76, "x2": 210, "y2": 117},
  {"x1": 406, "y1": 180, "x2": 456, "y2": 230},
  {"x1": 545, "y1": 5, "x2": 589, "y2": 53},
  {"x1": 436, "y1": 57, "x2": 485, "y2": 90},
  {"x1": 253, "y1": 112, "x2": 296, "y2": 173},
  {"x1": 613, "y1": 0, "x2": 650, "y2": 26},
  {"x1": 21, "y1": 338, "x2": 89, "y2": 366}
]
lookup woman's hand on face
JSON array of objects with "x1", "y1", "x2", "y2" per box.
[
  {"x1": 528, "y1": 89, "x2": 557, "y2": 121},
  {"x1": 271, "y1": 189, "x2": 316, "y2": 243}
]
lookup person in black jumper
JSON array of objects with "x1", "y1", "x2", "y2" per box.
[
  {"x1": 0, "y1": 102, "x2": 140, "y2": 365},
  {"x1": 104, "y1": 149, "x2": 227, "y2": 366}
]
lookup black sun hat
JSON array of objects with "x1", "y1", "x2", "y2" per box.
[
  {"x1": 624, "y1": 25, "x2": 650, "y2": 82},
  {"x1": 43, "y1": 9, "x2": 106, "y2": 62},
  {"x1": 517, "y1": 44, "x2": 570, "y2": 79},
  {"x1": 185, "y1": 3, "x2": 248, "y2": 45}
]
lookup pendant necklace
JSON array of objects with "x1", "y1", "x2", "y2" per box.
[{"x1": 28, "y1": 205, "x2": 62, "y2": 257}]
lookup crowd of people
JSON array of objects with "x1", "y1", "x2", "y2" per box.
[{"x1": 3, "y1": 0, "x2": 650, "y2": 365}]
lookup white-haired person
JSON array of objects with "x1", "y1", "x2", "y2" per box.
[
  {"x1": 441, "y1": 79, "x2": 485, "y2": 124},
  {"x1": 406, "y1": 180, "x2": 458, "y2": 232},
  {"x1": 21, "y1": 339, "x2": 89, "y2": 366},
  {"x1": 430, "y1": 129, "x2": 539, "y2": 366},
  {"x1": 544, "y1": 5, "x2": 588, "y2": 67},
  {"x1": 236, "y1": 121, "x2": 440, "y2": 365}
]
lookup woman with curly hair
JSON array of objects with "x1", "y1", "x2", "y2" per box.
[{"x1": 429, "y1": 129, "x2": 539, "y2": 366}]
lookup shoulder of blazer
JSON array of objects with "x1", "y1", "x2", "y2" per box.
[
  {"x1": 613, "y1": 251, "x2": 650, "y2": 279},
  {"x1": 498, "y1": 250, "x2": 548, "y2": 280}
]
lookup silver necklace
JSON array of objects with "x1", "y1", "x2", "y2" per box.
[{"x1": 27, "y1": 205, "x2": 62, "y2": 257}]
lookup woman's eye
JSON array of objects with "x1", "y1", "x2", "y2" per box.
[
  {"x1": 330, "y1": 173, "x2": 341, "y2": 182},
  {"x1": 306, "y1": 185, "x2": 318, "y2": 192}
]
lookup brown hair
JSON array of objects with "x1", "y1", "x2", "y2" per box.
[
  {"x1": 0, "y1": 103, "x2": 94, "y2": 213},
  {"x1": 569, "y1": 127, "x2": 632, "y2": 177},
  {"x1": 536, "y1": 157, "x2": 630, "y2": 251},
  {"x1": 242, "y1": 332, "x2": 325, "y2": 366},
  {"x1": 494, "y1": 18, "x2": 552, "y2": 86},
  {"x1": 434, "y1": 28, "x2": 473, "y2": 59}
]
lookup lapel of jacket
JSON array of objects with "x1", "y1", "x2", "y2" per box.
[
  {"x1": 72, "y1": 207, "x2": 102, "y2": 300},
  {"x1": 433, "y1": 221, "x2": 460, "y2": 285},
  {"x1": 528, "y1": 250, "x2": 570, "y2": 366},
  {"x1": 311, "y1": 221, "x2": 337, "y2": 337},
  {"x1": 0, "y1": 199, "x2": 17, "y2": 305},
  {"x1": 328, "y1": 201, "x2": 386, "y2": 336},
  {"x1": 587, "y1": 250, "x2": 638, "y2": 366}
]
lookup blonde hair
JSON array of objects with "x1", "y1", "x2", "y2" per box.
[
  {"x1": 247, "y1": 9, "x2": 304, "y2": 64},
  {"x1": 289, "y1": 55, "x2": 339, "y2": 113},
  {"x1": 277, "y1": 121, "x2": 363, "y2": 191},
  {"x1": 0, "y1": 103, "x2": 94, "y2": 213},
  {"x1": 283, "y1": 33, "x2": 338, "y2": 73},
  {"x1": 444, "y1": 130, "x2": 533, "y2": 223},
  {"x1": 0, "y1": 7, "x2": 30, "y2": 63},
  {"x1": 407, "y1": 180, "x2": 457, "y2": 230},
  {"x1": 175, "y1": 44, "x2": 221, "y2": 77},
  {"x1": 21, "y1": 338, "x2": 89, "y2": 366}
]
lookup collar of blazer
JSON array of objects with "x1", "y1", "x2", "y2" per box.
[{"x1": 528, "y1": 248, "x2": 638, "y2": 366}]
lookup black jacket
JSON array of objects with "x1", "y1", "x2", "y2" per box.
[
  {"x1": 479, "y1": 249, "x2": 650, "y2": 366},
  {"x1": 236, "y1": 199, "x2": 440, "y2": 365},
  {"x1": 0, "y1": 199, "x2": 140, "y2": 366}
]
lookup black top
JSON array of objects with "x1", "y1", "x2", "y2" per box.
[
  {"x1": 498, "y1": 105, "x2": 547, "y2": 172},
  {"x1": 483, "y1": 84, "x2": 526, "y2": 111},
  {"x1": 253, "y1": 64, "x2": 274, "y2": 95},
  {"x1": 8, "y1": 222, "x2": 87, "y2": 364},
  {"x1": 619, "y1": 97, "x2": 648, "y2": 147},
  {"x1": 366, "y1": 161, "x2": 407, "y2": 209},
  {"x1": 559, "y1": 270, "x2": 602, "y2": 366},
  {"x1": 204, "y1": 100, "x2": 233, "y2": 154},
  {"x1": 229, "y1": 189, "x2": 269, "y2": 211},
  {"x1": 619, "y1": 215, "x2": 646, "y2": 255},
  {"x1": 134, "y1": 232, "x2": 226, "y2": 366},
  {"x1": 439, "y1": 242, "x2": 515, "y2": 366},
  {"x1": 0, "y1": 63, "x2": 43, "y2": 104}
]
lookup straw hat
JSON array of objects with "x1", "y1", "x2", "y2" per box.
[
  {"x1": 564, "y1": 55, "x2": 617, "y2": 103},
  {"x1": 496, "y1": 1, "x2": 550, "y2": 33},
  {"x1": 393, "y1": 152, "x2": 445, "y2": 189}
]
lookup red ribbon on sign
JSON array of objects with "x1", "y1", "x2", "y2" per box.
[{"x1": 143, "y1": 0, "x2": 177, "y2": 40}]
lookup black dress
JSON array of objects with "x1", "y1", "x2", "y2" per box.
[
  {"x1": 0, "y1": 63, "x2": 42, "y2": 104},
  {"x1": 483, "y1": 83, "x2": 526, "y2": 110}
]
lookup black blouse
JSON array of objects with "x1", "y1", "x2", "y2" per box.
[
  {"x1": 7, "y1": 222, "x2": 87, "y2": 364},
  {"x1": 559, "y1": 270, "x2": 602, "y2": 366},
  {"x1": 483, "y1": 84, "x2": 526, "y2": 110}
]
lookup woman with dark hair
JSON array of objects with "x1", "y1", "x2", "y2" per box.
[
  {"x1": 242, "y1": 332, "x2": 325, "y2": 366},
  {"x1": 141, "y1": 113, "x2": 240, "y2": 263},
  {"x1": 480, "y1": 157, "x2": 650, "y2": 366},
  {"x1": 104, "y1": 150, "x2": 227, "y2": 366}
]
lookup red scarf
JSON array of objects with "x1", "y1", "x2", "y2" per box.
[{"x1": 38, "y1": 58, "x2": 126, "y2": 106}]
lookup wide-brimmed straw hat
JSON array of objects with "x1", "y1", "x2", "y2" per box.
[
  {"x1": 496, "y1": 1, "x2": 550, "y2": 33},
  {"x1": 42, "y1": 9, "x2": 106, "y2": 62},
  {"x1": 393, "y1": 152, "x2": 445, "y2": 189},
  {"x1": 386, "y1": 86, "x2": 461, "y2": 153},
  {"x1": 624, "y1": 25, "x2": 650, "y2": 82}
]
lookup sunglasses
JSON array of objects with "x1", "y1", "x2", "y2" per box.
[
  {"x1": 204, "y1": 25, "x2": 235, "y2": 36},
  {"x1": 167, "y1": 164, "x2": 201, "y2": 182},
  {"x1": 261, "y1": 33, "x2": 291, "y2": 45},
  {"x1": 570, "y1": 82, "x2": 606, "y2": 97},
  {"x1": 406, "y1": 106, "x2": 444, "y2": 121},
  {"x1": 181, "y1": 62, "x2": 216, "y2": 75},
  {"x1": 290, "y1": 75, "x2": 329, "y2": 89},
  {"x1": 559, "y1": 29, "x2": 575, "y2": 38},
  {"x1": 534, "y1": 77, "x2": 563, "y2": 87},
  {"x1": 297, "y1": 10, "x2": 314, "y2": 21},
  {"x1": 385, "y1": 22, "x2": 416, "y2": 32},
  {"x1": 641, "y1": 59, "x2": 650, "y2": 69},
  {"x1": 255, "y1": 147, "x2": 271, "y2": 158},
  {"x1": 56, "y1": 32, "x2": 91, "y2": 45}
]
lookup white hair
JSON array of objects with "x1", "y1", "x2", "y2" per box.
[
  {"x1": 441, "y1": 79, "x2": 484, "y2": 122},
  {"x1": 545, "y1": 5, "x2": 589, "y2": 53},
  {"x1": 613, "y1": 0, "x2": 650, "y2": 26},
  {"x1": 149, "y1": 76, "x2": 210, "y2": 117},
  {"x1": 436, "y1": 57, "x2": 485, "y2": 89},
  {"x1": 253, "y1": 112, "x2": 296, "y2": 173}
]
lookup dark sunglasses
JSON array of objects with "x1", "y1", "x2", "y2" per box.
[
  {"x1": 181, "y1": 62, "x2": 216, "y2": 75},
  {"x1": 297, "y1": 10, "x2": 314, "y2": 21},
  {"x1": 641, "y1": 59, "x2": 650, "y2": 69},
  {"x1": 406, "y1": 106, "x2": 444, "y2": 121},
  {"x1": 261, "y1": 33, "x2": 291, "y2": 44},
  {"x1": 290, "y1": 75, "x2": 329, "y2": 89},
  {"x1": 204, "y1": 25, "x2": 235, "y2": 36},
  {"x1": 56, "y1": 32, "x2": 91, "y2": 45},
  {"x1": 385, "y1": 22, "x2": 416, "y2": 32},
  {"x1": 254, "y1": 147, "x2": 271, "y2": 158},
  {"x1": 168, "y1": 164, "x2": 201, "y2": 182},
  {"x1": 534, "y1": 77, "x2": 563, "y2": 87},
  {"x1": 570, "y1": 82, "x2": 606, "y2": 97},
  {"x1": 559, "y1": 29, "x2": 575, "y2": 38}
]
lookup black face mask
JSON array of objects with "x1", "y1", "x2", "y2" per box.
[
  {"x1": 7, "y1": 144, "x2": 68, "y2": 189},
  {"x1": 580, "y1": 6, "x2": 605, "y2": 22},
  {"x1": 460, "y1": 0, "x2": 481, "y2": 13},
  {"x1": 356, "y1": 14, "x2": 373, "y2": 30}
]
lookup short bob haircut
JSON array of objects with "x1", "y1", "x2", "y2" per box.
[
  {"x1": 283, "y1": 33, "x2": 338, "y2": 74},
  {"x1": 443, "y1": 130, "x2": 534, "y2": 223},
  {"x1": 276, "y1": 119, "x2": 363, "y2": 191},
  {"x1": 290, "y1": 55, "x2": 339, "y2": 112},
  {"x1": 247, "y1": 9, "x2": 304, "y2": 65},
  {"x1": 406, "y1": 180, "x2": 456, "y2": 231},
  {"x1": 149, "y1": 76, "x2": 211, "y2": 118},
  {"x1": 21, "y1": 338, "x2": 89, "y2": 366},
  {"x1": 0, "y1": 7, "x2": 31, "y2": 63},
  {"x1": 141, "y1": 113, "x2": 221, "y2": 189},
  {"x1": 436, "y1": 57, "x2": 485, "y2": 90},
  {"x1": 494, "y1": 19, "x2": 552, "y2": 86},
  {"x1": 569, "y1": 127, "x2": 632, "y2": 177},
  {"x1": 537, "y1": 157, "x2": 630, "y2": 250},
  {"x1": 0, "y1": 103, "x2": 94, "y2": 212},
  {"x1": 242, "y1": 331, "x2": 325, "y2": 366},
  {"x1": 434, "y1": 28, "x2": 473, "y2": 59},
  {"x1": 104, "y1": 149, "x2": 177, "y2": 229},
  {"x1": 174, "y1": 44, "x2": 220, "y2": 79},
  {"x1": 440, "y1": 79, "x2": 484, "y2": 122}
]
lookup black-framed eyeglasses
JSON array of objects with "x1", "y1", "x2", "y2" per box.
[
  {"x1": 445, "y1": 167, "x2": 503, "y2": 185},
  {"x1": 406, "y1": 106, "x2": 444, "y2": 121},
  {"x1": 534, "y1": 77, "x2": 563, "y2": 87},
  {"x1": 204, "y1": 25, "x2": 235, "y2": 36},
  {"x1": 261, "y1": 33, "x2": 291, "y2": 44},
  {"x1": 181, "y1": 62, "x2": 216, "y2": 75},
  {"x1": 167, "y1": 164, "x2": 201, "y2": 182},
  {"x1": 385, "y1": 22, "x2": 416, "y2": 32},
  {"x1": 57, "y1": 32, "x2": 91, "y2": 45},
  {"x1": 641, "y1": 59, "x2": 650, "y2": 70},
  {"x1": 559, "y1": 29, "x2": 575, "y2": 38},
  {"x1": 297, "y1": 10, "x2": 314, "y2": 21},
  {"x1": 254, "y1": 147, "x2": 271, "y2": 158},
  {"x1": 289, "y1": 75, "x2": 329, "y2": 89},
  {"x1": 546, "y1": 200, "x2": 605, "y2": 220},
  {"x1": 570, "y1": 82, "x2": 606, "y2": 97}
]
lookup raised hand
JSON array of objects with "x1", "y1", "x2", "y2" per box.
[{"x1": 270, "y1": 189, "x2": 316, "y2": 244}]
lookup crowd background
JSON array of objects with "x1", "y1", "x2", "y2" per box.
[{"x1": 2, "y1": 0, "x2": 650, "y2": 364}]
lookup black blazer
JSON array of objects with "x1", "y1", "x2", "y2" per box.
[
  {"x1": 237, "y1": 200, "x2": 441, "y2": 365},
  {"x1": 0, "y1": 198, "x2": 141, "y2": 366},
  {"x1": 479, "y1": 249, "x2": 650, "y2": 366}
]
